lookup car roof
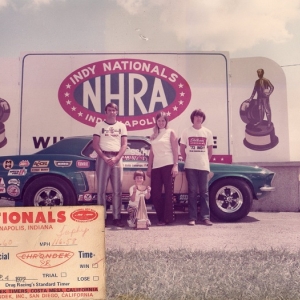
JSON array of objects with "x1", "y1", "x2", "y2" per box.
[{"x1": 35, "y1": 135, "x2": 151, "y2": 156}]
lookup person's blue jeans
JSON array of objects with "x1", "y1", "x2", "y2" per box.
[{"x1": 185, "y1": 169, "x2": 210, "y2": 221}]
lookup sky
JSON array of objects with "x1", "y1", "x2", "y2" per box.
[{"x1": 0, "y1": 0, "x2": 300, "y2": 159}]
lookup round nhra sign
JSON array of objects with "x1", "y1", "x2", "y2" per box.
[{"x1": 58, "y1": 59, "x2": 191, "y2": 130}]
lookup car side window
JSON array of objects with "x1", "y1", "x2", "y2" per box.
[{"x1": 82, "y1": 140, "x2": 97, "y2": 159}]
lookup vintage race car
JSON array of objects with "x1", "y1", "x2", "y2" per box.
[{"x1": 0, "y1": 136, "x2": 275, "y2": 222}]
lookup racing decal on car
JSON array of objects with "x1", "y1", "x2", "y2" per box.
[
  {"x1": 3, "y1": 159, "x2": 13, "y2": 170},
  {"x1": 31, "y1": 168, "x2": 50, "y2": 172},
  {"x1": 123, "y1": 162, "x2": 148, "y2": 168},
  {"x1": 123, "y1": 145, "x2": 149, "y2": 168},
  {"x1": 8, "y1": 178, "x2": 20, "y2": 186},
  {"x1": 19, "y1": 160, "x2": 30, "y2": 167},
  {"x1": 179, "y1": 194, "x2": 188, "y2": 200},
  {"x1": 58, "y1": 58, "x2": 191, "y2": 130},
  {"x1": 76, "y1": 160, "x2": 90, "y2": 168},
  {"x1": 125, "y1": 146, "x2": 150, "y2": 157},
  {"x1": 54, "y1": 160, "x2": 73, "y2": 167},
  {"x1": 123, "y1": 154, "x2": 148, "y2": 162},
  {"x1": 32, "y1": 160, "x2": 49, "y2": 167},
  {"x1": 8, "y1": 169, "x2": 27, "y2": 176},
  {"x1": 7, "y1": 185, "x2": 20, "y2": 197},
  {"x1": 83, "y1": 193, "x2": 92, "y2": 201}
]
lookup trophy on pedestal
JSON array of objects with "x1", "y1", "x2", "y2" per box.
[
  {"x1": 0, "y1": 98, "x2": 10, "y2": 148},
  {"x1": 240, "y1": 69, "x2": 278, "y2": 151},
  {"x1": 136, "y1": 194, "x2": 150, "y2": 230}
]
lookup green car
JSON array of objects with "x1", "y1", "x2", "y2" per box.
[{"x1": 0, "y1": 136, "x2": 275, "y2": 222}]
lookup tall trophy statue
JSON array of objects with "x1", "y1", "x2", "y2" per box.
[
  {"x1": 0, "y1": 98, "x2": 10, "y2": 148},
  {"x1": 240, "y1": 69, "x2": 278, "y2": 150}
]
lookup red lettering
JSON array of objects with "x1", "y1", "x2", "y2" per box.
[
  {"x1": 21, "y1": 212, "x2": 34, "y2": 223},
  {"x1": 57, "y1": 211, "x2": 66, "y2": 223},
  {"x1": 1, "y1": 211, "x2": 67, "y2": 224},
  {"x1": 9, "y1": 212, "x2": 21, "y2": 224},
  {"x1": 48, "y1": 211, "x2": 56, "y2": 223},
  {"x1": 35, "y1": 212, "x2": 47, "y2": 223}
]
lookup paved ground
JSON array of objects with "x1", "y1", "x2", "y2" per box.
[
  {"x1": 105, "y1": 212, "x2": 300, "y2": 252},
  {"x1": 2, "y1": 200, "x2": 299, "y2": 252}
]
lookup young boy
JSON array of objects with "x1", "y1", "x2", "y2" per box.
[{"x1": 127, "y1": 170, "x2": 151, "y2": 228}]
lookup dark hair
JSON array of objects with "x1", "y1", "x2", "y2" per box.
[
  {"x1": 190, "y1": 109, "x2": 206, "y2": 123},
  {"x1": 257, "y1": 69, "x2": 264, "y2": 75},
  {"x1": 105, "y1": 103, "x2": 118, "y2": 113},
  {"x1": 133, "y1": 170, "x2": 145, "y2": 180}
]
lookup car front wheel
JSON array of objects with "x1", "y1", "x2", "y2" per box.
[
  {"x1": 23, "y1": 176, "x2": 77, "y2": 206},
  {"x1": 209, "y1": 178, "x2": 253, "y2": 222}
]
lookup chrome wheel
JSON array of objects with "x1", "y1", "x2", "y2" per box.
[
  {"x1": 33, "y1": 186, "x2": 64, "y2": 206},
  {"x1": 210, "y1": 178, "x2": 253, "y2": 222},
  {"x1": 24, "y1": 176, "x2": 77, "y2": 206},
  {"x1": 215, "y1": 185, "x2": 243, "y2": 213}
]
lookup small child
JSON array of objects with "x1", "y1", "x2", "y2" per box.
[{"x1": 127, "y1": 170, "x2": 151, "y2": 228}]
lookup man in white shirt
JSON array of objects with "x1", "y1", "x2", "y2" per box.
[
  {"x1": 93, "y1": 103, "x2": 127, "y2": 227},
  {"x1": 180, "y1": 109, "x2": 213, "y2": 226}
]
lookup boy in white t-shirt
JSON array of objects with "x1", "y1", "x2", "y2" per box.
[
  {"x1": 180, "y1": 109, "x2": 213, "y2": 226},
  {"x1": 127, "y1": 170, "x2": 151, "y2": 228}
]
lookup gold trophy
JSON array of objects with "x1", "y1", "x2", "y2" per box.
[{"x1": 136, "y1": 194, "x2": 150, "y2": 230}]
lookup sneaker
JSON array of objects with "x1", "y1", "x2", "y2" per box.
[
  {"x1": 127, "y1": 219, "x2": 136, "y2": 228},
  {"x1": 157, "y1": 222, "x2": 166, "y2": 226},
  {"x1": 113, "y1": 219, "x2": 125, "y2": 227},
  {"x1": 203, "y1": 219, "x2": 213, "y2": 226},
  {"x1": 188, "y1": 220, "x2": 195, "y2": 226}
]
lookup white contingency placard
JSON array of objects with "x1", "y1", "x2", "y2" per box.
[{"x1": 0, "y1": 206, "x2": 105, "y2": 300}]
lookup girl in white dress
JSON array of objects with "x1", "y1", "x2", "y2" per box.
[{"x1": 127, "y1": 170, "x2": 151, "y2": 228}]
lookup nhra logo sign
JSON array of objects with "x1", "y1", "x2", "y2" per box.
[{"x1": 58, "y1": 59, "x2": 191, "y2": 130}]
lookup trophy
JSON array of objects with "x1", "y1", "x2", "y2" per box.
[
  {"x1": 0, "y1": 98, "x2": 10, "y2": 148},
  {"x1": 240, "y1": 69, "x2": 279, "y2": 151},
  {"x1": 240, "y1": 98, "x2": 278, "y2": 151},
  {"x1": 136, "y1": 194, "x2": 150, "y2": 230}
]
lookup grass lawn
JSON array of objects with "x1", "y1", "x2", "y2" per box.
[{"x1": 106, "y1": 248, "x2": 300, "y2": 300}]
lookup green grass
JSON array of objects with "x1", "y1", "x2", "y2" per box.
[{"x1": 106, "y1": 248, "x2": 300, "y2": 300}]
